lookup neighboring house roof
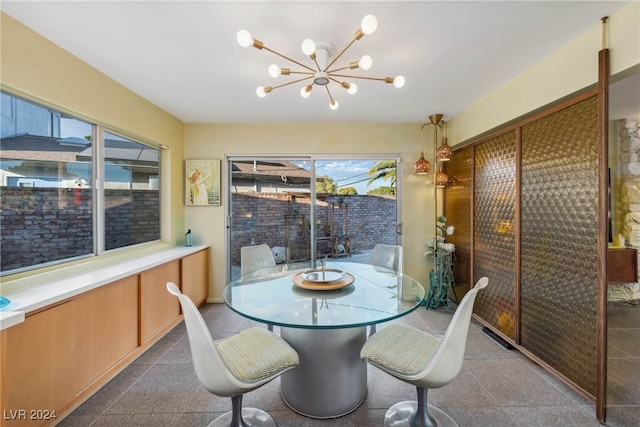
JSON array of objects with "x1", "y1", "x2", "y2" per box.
[
  {"x1": 232, "y1": 160, "x2": 319, "y2": 184},
  {"x1": 0, "y1": 134, "x2": 85, "y2": 162},
  {"x1": 1, "y1": 137, "x2": 310, "y2": 186},
  {"x1": 1, "y1": 133, "x2": 159, "y2": 164}
]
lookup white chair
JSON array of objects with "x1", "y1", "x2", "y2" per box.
[
  {"x1": 360, "y1": 277, "x2": 489, "y2": 427},
  {"x1": 166, "y1": 282, "x2": 299, "y2": 427},
  {"x1": 369, "y1": 243, "x2": 403, "y2": 272},
  {"x1": 241, "y1": 244, "x2": 277, "y2": 331},
  {"x1": 241, "y1": 244, "x2": 276, "y2": 276},
  {"x1": 368, "y1": 244, "x2": 403, "y2": 336}
]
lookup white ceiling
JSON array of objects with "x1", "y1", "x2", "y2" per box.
[{"x1": 1, "y1": 1, "x2": 637, "y2": 124}]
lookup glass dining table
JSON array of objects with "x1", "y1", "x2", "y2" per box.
[{"x1": 224, "y1": 260, "x2": 425, "y2": 419}]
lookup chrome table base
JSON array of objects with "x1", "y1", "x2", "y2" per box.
[{"x1": 280, "y1": 326, "x2": 367, "y2": 418}]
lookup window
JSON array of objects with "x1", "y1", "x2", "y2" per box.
[
  {"x1": 0, "y1": 92, "x2": 161, "y2": 275},
  {"x1": 103, "y1": 131, "x2": 160, "y2": 250},
  {"x1": 226, "y1": 155, "x2": 401, "y2": 280}
]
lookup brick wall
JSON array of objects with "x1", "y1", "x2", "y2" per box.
[
  {"x1": 230, "y1": 192, "x2": 397, "y2": 264},
  {"x1": 1, "y1": 187, "x2": 159, "y2": 271}
]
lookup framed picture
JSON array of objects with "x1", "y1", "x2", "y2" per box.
[{"x1": 186, "y1": 159, "x2": 221, "y2": 206}]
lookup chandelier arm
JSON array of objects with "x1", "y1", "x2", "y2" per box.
[
  {"x1": 324, "y1": 37, "x2": 358, "y2": 71},
  {"x1": 312, "y1": 57, "x2": 323, "y2": 72},
  {"x1": 329, "y1": 74, "x2": 390, "y2": 82},
  {"x1": 326, "y1": 65, "x2": 357, "y2": 73},
  {"x1": 262, "y1": 46, "x2": 316, "y2": 72},
  {"x1": 287, "y1": 71, "x2": 315, "y2": 76},
  {"x1": 324, "y1": 85, "x2": 335, "y2": 102},
  {"x1": 269, "y1": 76, "x2": 314, "y2": 91}
]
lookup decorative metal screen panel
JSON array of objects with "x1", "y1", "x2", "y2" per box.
[
  {"x1": 520, "y1": 96, "x2": 599, "y2": 396},
  {"x1": 473, "y1": 131, "x2": 517, "y2": 340},
  {"x1": 445, "y1": 148, "x2": 471, "y2": 295}
]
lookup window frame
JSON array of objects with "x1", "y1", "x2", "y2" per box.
[{"x1": 0, "y1": 90, "x2": 164, "y2": 276}]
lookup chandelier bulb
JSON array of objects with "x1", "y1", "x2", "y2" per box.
[
  {"x1": 268, "y1": 64, "x2": 281, "y2": 78},
  {"x1": 393, "y1": 75, "x2": 406, "y2": 88},
  {"x1": 347, "y1": 83, "x2": 358, "y2": 95},
  {"x1": 237, "y1": 30, "x2": 253, "y2": 48},
  {"x1": 301, "y1": 38, "x2": 316, "y2": 56},
  {"x1": 329, "y1": 99, "x2": 339, "y2": 110},
  {"x1": 359, "y1": 55, "x2": 373, "y2": 71},
  {"x1": 257, "y1": 86, "x2": 272, "y2": 98},
  {"x1": 361, "y1": 15, "x2": 378, "y2": 35},
  {"x1": 300, "y1": 85, "x2": 312, "y2": 98}
]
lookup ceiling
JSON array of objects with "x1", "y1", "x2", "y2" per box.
[{"x1": 1, "y1": 1, "x2": 637, "y2": 124}]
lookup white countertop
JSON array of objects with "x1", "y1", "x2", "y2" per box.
[
  {"x1": 0, "y1": 244, "x2": 209, "y2": 331},
  {"x1": 0, "y1": 311, "x2": 25, "y2": 330}
]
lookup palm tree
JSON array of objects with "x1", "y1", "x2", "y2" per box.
[{"x1": 366, "y1": 160, "x2": 396, "y2": 187}]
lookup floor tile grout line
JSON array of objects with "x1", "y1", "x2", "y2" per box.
[{"x1": 97, "y1": 333, "x2": 189, "y2": 419}]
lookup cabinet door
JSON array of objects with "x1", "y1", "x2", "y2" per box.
[
  {"x1": 608, "y1": 248, "x2": 638, "y2": 283},
  {"x1": 75, "y1": 275, "x2": 139, "y2": 391},
  {"x1": 181, "y1": 248, "x2": 209, "y2": 306},
  {"x1": 140, "y1": 260, "x2": 181, "y2": 343},
  {"x1": 1, "y1": 301, "x2": 76, "y2": 427}
]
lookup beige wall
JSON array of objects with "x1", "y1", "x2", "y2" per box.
[
  {"x1": 185, "y1": 123, "x2": 435, "y2": 300},
  {"x1": 448, "y1": 1, "x2": 640, "y2": 146},
  {"x1": 0, "y1": 12, "x2": 186, "y2": 251}
]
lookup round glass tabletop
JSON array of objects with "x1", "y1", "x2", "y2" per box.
[{"x1": 224, "y1": 261, "x2": 425, "y2": 329}]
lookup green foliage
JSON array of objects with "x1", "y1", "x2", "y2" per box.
[
  {"x1": 316, "y1": 176, "x2": 338, "y2": 194},
  {"x1": 367, "y1": 186, "x2": 396, "y2": 195},
  {"x1": 366, "y1": 160, "x2": 396, "y2": 187},
  {"x1": 338, "y1": 187, "x2": 357, "y2": 195}
]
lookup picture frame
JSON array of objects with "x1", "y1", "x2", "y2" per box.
[{"x1": 185, "y1": 159, "x2": 221, "y2": 206}]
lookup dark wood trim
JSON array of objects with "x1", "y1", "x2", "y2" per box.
[
  {"x1": 596, "y1": 47, "x2": 610, "y2": 423},
  {"x1": 469, "y1": 147, "x2": 476, "y2": 286},
  {"x1": 514, "y1": 127, "x2": 522, "y2": 345}
]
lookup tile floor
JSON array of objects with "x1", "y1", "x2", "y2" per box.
[{"x1": 59, "y1": 300, "x2": 639, "y2": 427}]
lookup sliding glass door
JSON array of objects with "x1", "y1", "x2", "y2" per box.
[{"x1": 226, "y1": 155, "x2": 401, "y2": 280}]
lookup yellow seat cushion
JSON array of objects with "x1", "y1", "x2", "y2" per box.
[
  {"x1": 361, "y1": 323, "x2": 441, "y2": 375},
  {"x1": 218, "y1": 327, "x2": 299, "y2": 382}
]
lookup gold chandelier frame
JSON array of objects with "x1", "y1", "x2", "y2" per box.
[{"x1": 237, "y1": 15, "x2": 405, "y2": 110}]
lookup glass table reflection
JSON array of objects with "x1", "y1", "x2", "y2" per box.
[{"x1": 224, "y1": 261, "x2": 425, "y2": 418}]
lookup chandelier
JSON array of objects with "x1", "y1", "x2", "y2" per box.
[{"x1": 236, "y1": 14, "x2": 405, "y2": 110}]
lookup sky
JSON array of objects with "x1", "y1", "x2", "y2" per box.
[{"x1": 294, "y1": 159, "x2": 393, "y2": 195}]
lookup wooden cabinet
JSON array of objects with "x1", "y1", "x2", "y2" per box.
[
  {"x1": 0, "y1": 247, "x2": 209, "y2": 427},
  {"x1": 141, "y1": 260, "x2": 181, "y2": 343},
  {"x1": 75, "y1": 276, "x2": 139, "y2": 391},
  {"x1": 1, "y1": 302, "x2": 76, "y2": 427},
  {"x1": 182, "y1": 249, "x2": 209, "y2": 305},
  {"x1": 608, "y1": 247, "x2": 638, "y2": 283}
]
